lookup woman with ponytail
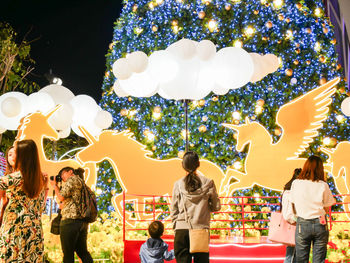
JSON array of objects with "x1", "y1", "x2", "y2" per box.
[
  {"x1": 50, "y1": 166, "x2": 93, "y2": 263},
  {"x1": 0, "y1": 140, "x2": 47, "y2": 262},
  {"x1": 170, "y1": 151, "x2": 221, "y2": 263}
]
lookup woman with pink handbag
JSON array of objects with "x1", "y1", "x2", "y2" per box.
[
  {"x1": 281, "y1": 168, "x2": 301, "y2": 263},
  {"x1": 290, "y1": 155, "x2": 336, "y2": 263}
]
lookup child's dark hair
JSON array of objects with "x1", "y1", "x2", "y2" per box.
[
  {"x1": 58, "y1": 167, "x2": 85, "y2": 180},
  {"x1": 148, "y1": 221, "x2": 164, "y2": 239},
  {"x1": 283, "y1": 168, "x2": 302, "y2": 190}
]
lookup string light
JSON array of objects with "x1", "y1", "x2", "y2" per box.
[
  {"x1": 233, "y1": 161, "x2": 243, "y2": 170},
  {"x1": 314, "y1": 42, "x2": 322, "y2": 53},
  {"x1": 232, "y1": 111, "x2": 241, "y2": 120},
  {"x1": 233, "y1": 40, "x2": 243, "y2": 48},
  {"x1": 314, "y1": 8, "x2": 322, "y2": 17},
  {"x1": 323, "y1": 137, "x2": 331, "y2": 146},
  {"x1": 244, "y1": 26, "x2": 255, "y2": 37},
  {"x1": 208, "y1": 19, "x2": 218, "y2": 32},
  {"x1": 273, "y1": 0, "x2": 283, "y2": 9}
]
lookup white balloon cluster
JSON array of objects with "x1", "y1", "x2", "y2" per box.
[
  {"x1": 0, "y1": 84, "x2": 113, "y2": 137},
  {"x1": 341, "y1": 97, "x2": 350, "y2": 116},
  {"x1": 112, "y1": 39, "x2": 280, "y2": 100}
]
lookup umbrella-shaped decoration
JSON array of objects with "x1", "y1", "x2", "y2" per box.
[{"x1": 112, "y1": 39, "x2": 279, "y2": 151}]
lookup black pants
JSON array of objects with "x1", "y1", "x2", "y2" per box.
[
  {"x1": 60, "y1": 219, "x2": 93, "y2": 263},
  {"x1": 174, "y1": 229, "x2": 209, "y2": 263}
]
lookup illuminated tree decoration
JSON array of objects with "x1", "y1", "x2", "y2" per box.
[{"x1": 99, "y1": 0, "x2": 349, "y2": 213}]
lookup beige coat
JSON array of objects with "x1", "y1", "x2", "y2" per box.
[{"x1": 170, "y1": 173, "x2": 221, "y2": 230}]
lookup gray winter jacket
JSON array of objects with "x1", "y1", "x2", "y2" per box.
[{"x1": 170, "y1": 173, "x2": 221, "y2": 230}]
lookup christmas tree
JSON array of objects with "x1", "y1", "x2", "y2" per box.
[{"x1": 97, "y1": 0, "x2": 349, "y2": 213}]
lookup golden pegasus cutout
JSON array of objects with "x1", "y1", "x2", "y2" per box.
[
  {"x1": 322, "y1": 142, "x2": 350, "y2": 213},
  {"x1": 9, "y1": 77, "x2": 350, "y2": 222},
  {"x1": 76, "y1": 127, "x2": 227, "y2": 226},
  {"x1": 222, "y1": 77, "x2": 340, "y2": 194},
  {"x1": 16, "y1": 107, "x2": 97, "y2": 196}
]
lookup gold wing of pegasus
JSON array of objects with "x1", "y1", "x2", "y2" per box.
[{"x1": 276, "y1": 77, "x2": 340, "y2": 159}]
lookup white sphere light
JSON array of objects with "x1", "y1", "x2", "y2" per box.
[
  {"x1": 264, "y1": 53, "x2": 280, "y2": 74},
  {"x1": 0, "y1": 92, "x2": 28, "y2": 130},
  {"x1": 27, "y1": 92, "x2": 55, "y2": 114},
  {"x1": 70, "y1": 95, "x2": 99, "y2": 123},
  {"x1": 197, "y1": 40, "x2": 216, "y2": 61},
  {"x1": 214, "y1": 47, "x2": 254, "y2": 89},
  {"x1": 39, "y1": 84, "x2": 74, "y2": 104},
  {"x1": 94, "y1": 110, "x2": 113, "y2": 129},
  {"x1": 173, "y1": 39, "x2": 197, "y2": 60},
  {"x1": 148, "y1": 50, "x2": 179, "y2": 83},
  {"x1": 127, "y1": 51, "x2": 149, "y2": 73},
  {"x1": 341, "y1": 97, "x2": 350, "y2": 116},
  {"x1": 119, "y1": 68, "x2": 158, "y2": 97},
  {"x1": 112, "y1": 58, "x2": 132, "y2": 80},
  {"x1": 249, "y1": 53, "x2": 265, "y2": 83},
  {"x1": 58, "y1": 127, "x2": 71, "y2": 138},
  {"x1": 213, "y1": 84, "x2": 230, "y2": 95},
  {"x1": 113, "y1": 80, "x2": 129, "y2": 97},
  {"x1": 48, "y1": 103, "x2": 74, "y2": 131},
  {"x1": 1, "y1": 97, "x2": 22, "y2": 117}
]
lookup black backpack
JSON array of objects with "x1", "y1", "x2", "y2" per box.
[{"x1": 79, "y1": 179, "x2": 98, "y2": 223}]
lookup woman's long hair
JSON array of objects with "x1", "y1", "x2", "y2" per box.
[
  {"x1": 4, "y1": 146, "x2": 14, "y2": 175},
  {"x1": 182, "y1": 151, "x2": 201, "y2": 192},
  {"x1": 15, "y1": 140, "x2": 43, "y2": 198},
  {"x1": 298, "y1": 155, "x2": 325, "y2": 182},
  {"x1": 284, "y1": 168, "x2": 302, "y2": 190},
  {"x1": 58, "y1": 167, "x2": 85, "y2": 180}
]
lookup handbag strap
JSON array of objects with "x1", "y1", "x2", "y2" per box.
[
  {"x1": 279, "y1": 191, "x2": 284, "y2": 212},
  {"x1": 178, "y1": 184, "x2": 193, "y2": 229}
]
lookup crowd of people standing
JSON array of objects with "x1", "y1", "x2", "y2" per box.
[
  {"x1": 0, "y1": 139, "x2": 336, "y2": 263},
  {"x1": 0, "y1": 140, "x2": 93, "y2": 263}
]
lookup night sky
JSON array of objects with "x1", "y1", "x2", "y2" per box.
[{"x1": 1, "y1": 0, "x2": 123, "y2": 102}]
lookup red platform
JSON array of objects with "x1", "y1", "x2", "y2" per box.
[{"x1": 124, "y1": 236, "x2": 287, "y2": 263}]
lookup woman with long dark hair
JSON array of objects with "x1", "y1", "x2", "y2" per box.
[
  {"x1": 0, "y1": 140, "x2": 47, "y2": 262},
  {"x1": 290, "y1": 155, "x2": 336, "y2": 262},
  {"x1": 281, "y1": 168, "x2": 301, "y2": 263},
  {"x1": 0, "y1": 146, "x2": 15, "y2": 226},
  {"x1": 170, "y1": 151, "x2": 221, "y2": 263}
]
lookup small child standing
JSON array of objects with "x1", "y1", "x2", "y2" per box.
[{"x1": 139, "y1": 221, "x2": 175, "y2": 263}]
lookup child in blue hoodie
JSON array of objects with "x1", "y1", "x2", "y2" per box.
[{"x1": 139, "y1": 221, "x2": 175, "y2": 263}]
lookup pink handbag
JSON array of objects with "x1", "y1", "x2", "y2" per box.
[{"x1": 268, "y1": 212, "x2": 296, "y2": 246}]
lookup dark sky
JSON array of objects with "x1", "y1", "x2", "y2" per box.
[{"x1": 1, "y1": 0, "x2": 123, "y2": 102}]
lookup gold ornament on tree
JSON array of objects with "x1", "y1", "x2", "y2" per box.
[
  {"x1": 285, "y1": 69, "x2": 293, "y2": 76},
  {"x1": 198, "y1": 11, "x2": 206, "y2": 19}
]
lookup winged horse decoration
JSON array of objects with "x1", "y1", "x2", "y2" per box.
[{"x1": 222, "y1": 77, "x2": 340, "y2": 195}]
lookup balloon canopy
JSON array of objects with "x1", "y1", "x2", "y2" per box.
[{"x1": 112, "y1": 38, "x2": 280, "y2": 100}]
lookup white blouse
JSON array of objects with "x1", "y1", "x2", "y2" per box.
[
  {"x1": 282, "y1": 190, "x2": 296, "y2": 224},
  {"x1": 290, "y1": 179, "x2": 336, "y2": 219}
]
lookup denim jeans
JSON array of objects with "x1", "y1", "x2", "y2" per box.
[
  {"x1": 174, "y1": 229, "x2": 209, "y2": 263},
  {"x1": 295, "y1": 217, "x2": 329, "y2": 263},
  {"x1": 284, "y1": 246, "x2": 296, "y2": 263},
  {"x1": 60, "y1": 219, "x2": 93, "y2": 263}
]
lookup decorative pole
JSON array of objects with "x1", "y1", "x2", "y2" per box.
[{"x1": 184, "y1": 99, "x2": 189, "y2": 152}]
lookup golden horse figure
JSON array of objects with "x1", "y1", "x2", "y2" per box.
[
  {"x1": 222, "y1": 78, "x2": 340, "y2": 196},
  {"x1": 16, "y1": 108, "x2": 97, "y2": 196},
  {"x1": 76, "y1": 127, "x2": 227, "y2": 226},
  {"x1": 322, "y1": 142, "x2": 350, "y2": 213}
]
